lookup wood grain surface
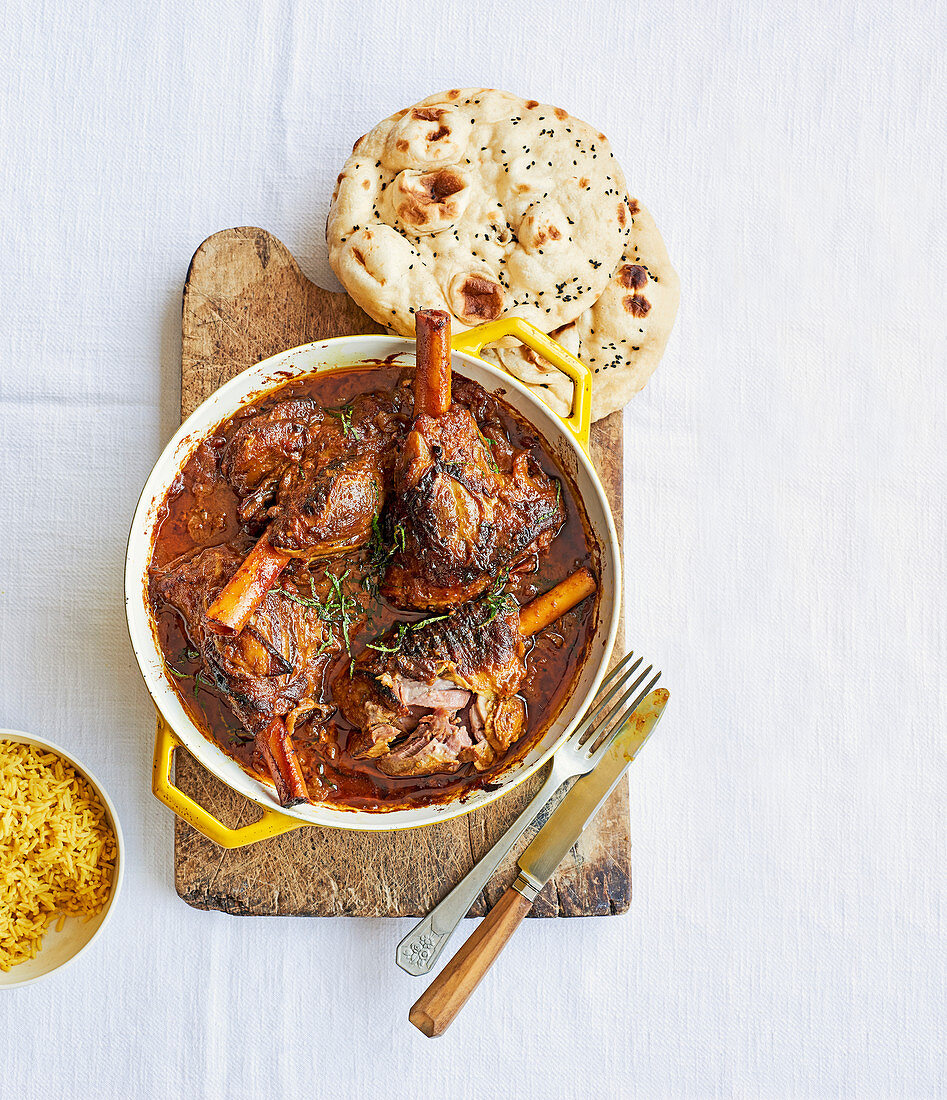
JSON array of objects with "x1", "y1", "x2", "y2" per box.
[{"x1": 172, "y1": 227, "x2": 630, "y2": 917}]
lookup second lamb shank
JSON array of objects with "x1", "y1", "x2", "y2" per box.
[
  {"x1": 381, "y1": 309, "x2": 567, "y2": 611},
  {"x1": 334, "y1": 568, "x2": 597, "y2": 778},
  {"x1": 152, "y1": 544, "x2": 351, "y2": 805},
  {"x1": 205, "y1": 389, "x2": 403, "y2": 636}
]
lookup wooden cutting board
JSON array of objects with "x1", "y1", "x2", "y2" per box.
[{"x1": 172, "y1": 227, "x2": 630, "y2": 917}]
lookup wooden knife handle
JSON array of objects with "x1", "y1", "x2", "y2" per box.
[{"x1": 409, "y1": 884, "x2": 533, "y2": 1037}]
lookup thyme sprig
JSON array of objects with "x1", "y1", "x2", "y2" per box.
[
  {"x1": 276, "y1": 566, "x2": 363, "y2": 660},
  {"x1": 166, "y1": 661, "x2": 214, "y2": 699},
  {"x1": 325, "y1": 404, "x2": 354, "y2": 436},
  {"x1": 536, "y1": 479, "x2": 563, "y2": 526},
  {"x1": 364, "y1": 611, "x2": 451, "y2": 655},
  {"x1": 362, "y1": 515, "x2": 405, "y2": 597},
  {"x1": 477, "y1": 428, "x2": 501, "y2": 474},
  {"x1": 482, "y1": 570, "x2": 514, "y2": 625}
]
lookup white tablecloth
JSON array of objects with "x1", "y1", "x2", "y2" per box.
[{"x1": 1, "y1": 1, "x2": 943, "y2": 1096}]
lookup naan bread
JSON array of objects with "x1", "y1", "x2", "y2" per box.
[
  {"x1": 485, "y1": 198, "x2": 679, "y2": 421},
  {"x1": 327, "y1": 88, "x2": 630, "y2": 341}
]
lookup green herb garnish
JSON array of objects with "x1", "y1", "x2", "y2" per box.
[
  {"x1": 472, "y1": 426, "x2": 501, "y2": 470},
  {"x1": 365, "y1": 622, "x2": 411, "y2": 654},
  {"x1": 362, "y1": 516, "x2": 405, "y2": 597},
  {"x1": 536, "y1": 479, "x2": 563, "y2": 526},
  {"x1": 278, "y1": 567, "x2": 362, "y2": 659},
  {"x1": 364, "y1": 611, "x2": 451, "y2": 656},
  {"x1": 275, "y1": 587, "x2": 325, "y2": 611},
  {"x1": 482, "y1": 570, "x2": 513, "y2": 624},
  {"x1": 411, "y1": 613, "x2": 449, "y2": 629},
  {"x1": 193, "y1": 671, "x2": 214, "y2": 694},
  {"x1": 326, "y1": 405, "x2": 354, "y2": 436}
]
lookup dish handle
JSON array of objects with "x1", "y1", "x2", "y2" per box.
[
  {"x1": 450, "y1": 318, "x2": 592, "y2": 454},
  {"x1": 152, "y1": 714, "x2": 307, "y2": 849}
]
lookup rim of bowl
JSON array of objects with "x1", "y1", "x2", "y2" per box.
[{"x1": 0, "y1": 729, "x2": 125, "y2": 989}]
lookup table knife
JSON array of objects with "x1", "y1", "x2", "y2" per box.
[{"x1": 408, "y1": 688, "x2": 669, "y2": 1037}]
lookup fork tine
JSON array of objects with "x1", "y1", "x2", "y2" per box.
[
  {"x1": 579, "y1": 664, "x2": 654, "y2": 747},
  {"x1": 585, "y1": 670, "x2": 662, "y2": 753},
  {"x1": 569, "y1": 655, "x2": 644, "y2": 742},
  {"x1": 593, "y1": 648, "x2": 641, "y2": 695}
]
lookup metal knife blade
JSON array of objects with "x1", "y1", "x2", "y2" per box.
[{"x1": 515, "y1": 689, "x2": 669, "y2": 898}]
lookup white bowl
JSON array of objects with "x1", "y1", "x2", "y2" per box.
[
  {"x1": 0, "y1": 730, "x2": 124, "y2": 989},
  {"x1": 126, "y1": 333, "x2": 621, "y2": 836}
]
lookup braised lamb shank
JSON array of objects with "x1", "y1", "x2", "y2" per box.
[
  {"x1": 153, "y1": 544, "x2": 354, "y2": 805},
  {"x1": 205, "y1": 390, "x2": 403, "y2": 635},
  {"x1": 334, "y1": 568, "x2": 598, "y2": 778},
  {"x1": 381, "y1": 310, "x2": 566, "y2": 611},
  {"x1": 334, "y1": 594, "x2": 527, "y2": 777}
]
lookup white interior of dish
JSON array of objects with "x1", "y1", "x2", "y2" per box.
[
  {"x1": 125, "y1": 336, "x2": 621, "y2": 831},
  {"x1": 0, "y1": 730, "x2": 124, "y2": 989}
]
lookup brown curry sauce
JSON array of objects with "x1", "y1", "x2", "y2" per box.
[{"x1": 149, "y1": 366, "x2": 598, "y2": 811}]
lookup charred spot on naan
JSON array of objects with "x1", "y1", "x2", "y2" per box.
[
  {"x1": 622, "y1": 294, "x2": 651, "y2": 317},
  {"x1": 618, "y1": 263, "x2": 649, "y2": 290},
  {"x1": 389, "y1": 168, "x2": 471, "y2": 234},
  {"x1": 447, "y1": 272, "x2": 505, "y2": 323}
]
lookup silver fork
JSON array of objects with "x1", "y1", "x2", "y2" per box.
[{"x1": 396, "y1": 651, "x2": 661, "y2": 975}]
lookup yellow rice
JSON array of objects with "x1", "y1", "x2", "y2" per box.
[{"x1": 0, "y1": 741, "x2": 116, "y2": 971}]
